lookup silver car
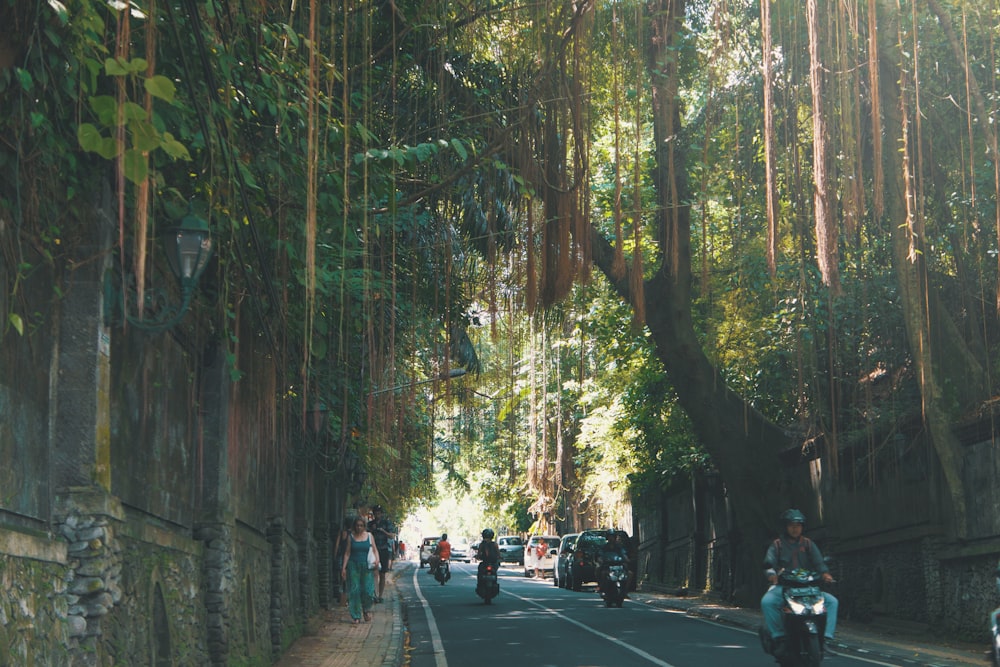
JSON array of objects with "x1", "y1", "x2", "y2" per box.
[
  {"x1": 497, "y1": 535, "x2": 525, "y2": 565},
  {"x1": 451, "y1": 538, "x2": 472, "y2": 562}
]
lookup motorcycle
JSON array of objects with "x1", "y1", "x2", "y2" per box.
[
  {"x1": 991, "y1": 607, "x2": 1000, "y2": 666},
  {"x1": 758, "y1": 569, "x2": 829, "y2": 667},
  {"x1": 991, "y1": 566, "x2": 1000, "y2": 666},
  {"x1": 434, "y1": 559, "x2": 451, "y2": 585},
  {"x1": 476, "y1": 561, "x2": 500, "y2": 604},
  {"x1": 599, "y1": 553, "x2": 628, "y2": 607}
]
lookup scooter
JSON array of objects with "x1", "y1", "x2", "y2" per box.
[
  {"x1": 990, "y1": 566, "x2": 1000, "y2": 666},
  {"x1": 599, "y1": 553, "x2": 628, "y2": 607},
  {"x1": 434, "y1": 559, "x2": 451, "y2": 585},
  {"x1": 476, "y1": 561, "x2": 500, "y2": 604},
  {"x1": 758, "y1": 569, "x2": 829, "y2": 667},
  {"x1": 990, "y1": 607, "x2": 1000, "y2": 666}
]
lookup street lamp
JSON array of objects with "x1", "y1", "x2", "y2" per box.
[{"x1": 104, "y1": 208, "x2": 214, "y2": 332}]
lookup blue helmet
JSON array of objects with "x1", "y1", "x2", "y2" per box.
[{"x1": 781, "y1": 509, "x2": 806, "y2": 524}]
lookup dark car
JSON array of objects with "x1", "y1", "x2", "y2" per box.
[
  {"x1": 566, "y1": 529, "x2": 633, "y2": 591},
  {"x1": 553, "y1": 533, "x2": 580, "y2": 588},
  {"x1": 497, "y1": 535, "x2": 525, "y2": 565}
]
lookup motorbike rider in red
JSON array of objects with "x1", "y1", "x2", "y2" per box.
[{"x1": 761, "y1": 509, "x2": 839, "y2": 652}]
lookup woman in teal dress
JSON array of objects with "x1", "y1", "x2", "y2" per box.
[{"x1": 341, "y1": 516, "x2": 379, "y2": 623}]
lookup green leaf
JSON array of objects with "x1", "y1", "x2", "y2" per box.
[
  {"x1": 77, "y1": 123, "x2": 104, "y2": 152},
  {"x1": 123, "y1": 101, "x2": 147, "y2": 122},
  {"x1": 15, "y1": 68, "x2": 33, "y2": 91},
  {"x1": 144, "y1": 75, "x2": 176, "y2": 103},
  {"x1": 96, "y1": 137, "x2": 118, "y2": 160},
  {"x1": 8, "y1": 313, "x2": 24, "y2": 336},
  {"x1": 46, "y1": 0, "x2": 69, "y2": 23},
  {"x1": 450, "y1": 138, "x2": 468, "y2": 161},
  {"x1": 29, "y1": 112, "x2": 45, "y2": 128},
  {"x1": 128, "y1": 58, "x2": 149, "y2": 73},
  {"x1": 89, "y1": 95, "x2": 117, "y2": 126},
  {"x1": 104, "y1": 57, "x2": 129, "y2": 76},
  {"x1": 415, "y1": 142, "x2": 435, "y2": 162},
  {"x1": 122, "y1": 148, "x2": 148, "y2": 185},
  {"x1": 283, "y1": 23, "x2": 299, "y2": 48},
  {"x1": 129, "y1": 119, "x2": 160, "y2": 152},
  {"x1": 160, "y1": 132, "x2": 191, "y2": 161}
]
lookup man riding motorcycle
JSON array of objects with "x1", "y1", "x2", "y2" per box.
[
  {"x1": 475, "y1": 528, "x2": 501, "y2": 602},
  {"x1": 476, "y1": 528, "x2": 500, "y2": 568},
  {"x1": 761, "y1": 509, "x2": 839, "y2": 656},
  {"x1": 430, "y1": 533, "x2": 451, "y2": 572},
  {"x1": 597, "y1": 531, "x2": 629, "y2": 589}
]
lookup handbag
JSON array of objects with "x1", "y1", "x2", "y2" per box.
[{"x1": 367, "y1": 541, "x2": 378, "y2": 570}]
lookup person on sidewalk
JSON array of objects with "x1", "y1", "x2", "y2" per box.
[
  {"x1": 342, "y1": 516, "x2": 378, "y2": 624},
  {"x1": 761, "y1": 509, "x2": 838, "y2": 652},
  {"x1": 533, "y1": 539, "x2": 548, "y2": 578},
  {"x1": 368, "y1": 505, "x2": 397, "y2": 602},
  {"x1": 333, "y1": 517, "x2": 353, "y2": 606}
]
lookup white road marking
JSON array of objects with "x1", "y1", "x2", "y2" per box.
[{"x1": 412, "y1": 566, "x2": 449, "y2": 667}]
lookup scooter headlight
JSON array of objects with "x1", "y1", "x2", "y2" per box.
[
  {"x1": 811, "y1": 599, "x2": 826, "y2": 614},
  {"x1": 787, "y1": 599, "x2": 807, "y2": 614}
]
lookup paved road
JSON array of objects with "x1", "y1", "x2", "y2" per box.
[{"x1": 399, "y1": 561, "x2": 903, "y2": 667}]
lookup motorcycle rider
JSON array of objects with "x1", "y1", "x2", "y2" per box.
[
  {"x1": 597, "y1": 530, "x2": 629, "y2": 593},
  {"x1": 762, "y1": 509, "x2": 839, "y2": 655},
  {"x1": 476, "y1": 528, "x2": 500, "y2": 570},
  {"x1": 431, "y1": 533, "x2": 452, "y2": 573}
]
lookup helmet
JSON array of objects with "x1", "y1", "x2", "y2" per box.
[
  {"x1": 781, "y1": 509, "x2": 806, "y2": 524},
  {"x1": 372, "y1": 504, "x2": 384, "y2": 512},
  {"x1": 481, "y1": 528, "x2": 495, "y2": 540}
]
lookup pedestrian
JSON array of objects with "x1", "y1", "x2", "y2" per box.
[
  {"x1": 533, "y1": 539, "x2": 547, "y2": 578},
  {"x1": 367, "y1": 505, "x2": 397, "y2": 602},
  {"x1": 341, "y1": 515, "x2": 378, "y2": 624},
  {"x1": 333, "y1": 517, "x2": 353, "y2": 606}
]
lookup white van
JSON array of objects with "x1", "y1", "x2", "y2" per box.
[{"x1": 523, "y1": 535, "x2": 561, "y2": 577}]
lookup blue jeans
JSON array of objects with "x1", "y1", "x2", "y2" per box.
[{"x1": 761, "y1": 585, "x2": 838, "y2": 640}]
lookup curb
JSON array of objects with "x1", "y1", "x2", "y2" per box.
[{"x1": 383, "y1": 567, "x2": 408, "y2": 667}]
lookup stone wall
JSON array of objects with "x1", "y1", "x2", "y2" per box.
[
  {"x1": 0, "y1": 530, "x2": 71, "y2": 666},
  {"x1": 635, "y1": 432, "x2": 1000, "y2": 644},
  {"x1": 101, "y1": 516, "x2": 208, "y2": 666}
]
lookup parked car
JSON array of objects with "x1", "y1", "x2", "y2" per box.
[
  {"x1": 566, "y1": 529, "x2": 633, "y2": 591},
  {"x1": 553, "y1": 533, "x2": 580, "y2": 588},
  {"x1": 419, "y1": 536, "x2": 440, "y2": 568},
  {"x1": 497, "y1": 535, "x2": 525, "y2": 565},
  {"x1": 451, "y1": 538, "x2": 471, "y2": 562},
  {"x1": 523, "y1": 535, "x2": 561, "y2": 577}
]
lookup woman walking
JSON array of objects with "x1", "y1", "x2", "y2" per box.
[{"x1": 341, "y1": 516, "x2": 379, "y2": 623}]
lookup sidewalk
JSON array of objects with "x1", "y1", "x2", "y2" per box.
[
  {"x1": 271, "y1": 567, "x2": 406, "y2": 667},
  {"x1": 273, "y1": 562, "x2": 988, "y2": 667}
]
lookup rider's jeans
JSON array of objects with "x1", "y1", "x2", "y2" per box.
[{"x1": 761, "y1": 585, "x2": 838, "y2": 640}]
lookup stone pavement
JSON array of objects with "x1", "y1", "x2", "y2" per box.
[
  {"x1": 271, "y1": 567, "x2": 406, "y2": 667},
  {"x1": 273, "y1": 561, "x2": 988, "y2": 667}
]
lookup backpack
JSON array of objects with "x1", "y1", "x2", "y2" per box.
[{"x1": 773, "y1": 536, "x2": 814, "y2": 570}]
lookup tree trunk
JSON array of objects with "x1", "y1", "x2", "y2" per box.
[
  {"x1": 877, "y1": 8, "x2": 968, "y2": 536},
  {"x1": 587, "y1": 0, "x2": 813, "y2": 597}
]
